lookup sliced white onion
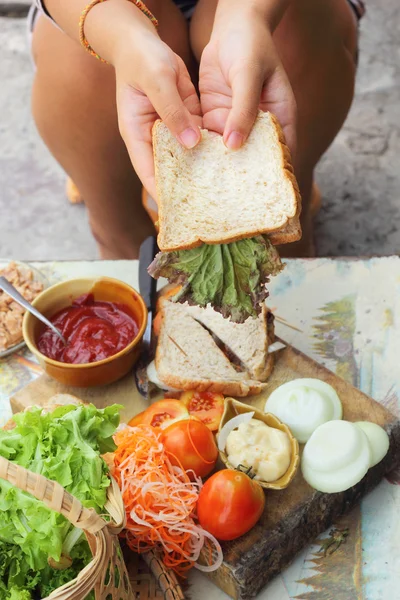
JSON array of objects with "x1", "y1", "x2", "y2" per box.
[
  {"x1": 218, "y1": 412, "x2": 255, "y2": 452},
  {"x1": 194, "y1": 531, "x2": 223, "y2": 573},
  {"x1": 355, "y1": 421, "x2": 389, "y2": 467},
  {"x1": 301, "y1": 420, "x2": 371, "y2": 493},
  {"x1": 147, "y1": 361, "x2": 180, "y2": 392},
  {"x1": 265, "y1": 378, "x2": 342, "y2": 443}
]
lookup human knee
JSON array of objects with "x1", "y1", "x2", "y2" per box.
[{"x1": 88, "y1": 220, "x2": 126, "y2": 260}]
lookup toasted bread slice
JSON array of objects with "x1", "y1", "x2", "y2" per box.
[
  {"x1": 153, "y1": 111, "x2": 301, "y2": 252},
  {"x1": 154, "y1": 300, "x2": 274, "y2": 397}
]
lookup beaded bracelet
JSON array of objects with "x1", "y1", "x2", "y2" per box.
[{"x1": 79, "y1": 0, "x2": 158, "y2": 64}]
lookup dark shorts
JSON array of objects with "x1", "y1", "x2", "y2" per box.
[
  {"x1": 174, "y1": 0, "x2": 366, "y2": 21},
  {"x1": 174, "y1": 0, "x2": 197, "y2": 19}
]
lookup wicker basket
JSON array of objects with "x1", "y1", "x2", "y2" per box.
[{"x1": 0, "y1": 455, "x2": 185, "y2": 600}]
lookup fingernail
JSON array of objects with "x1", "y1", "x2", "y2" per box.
[
  {"x1": 225, "y1": 131, "x2": 244, "y2": 150},
  {"x1": 179, "y1": 128, "x2": 200, "y2": 149}
]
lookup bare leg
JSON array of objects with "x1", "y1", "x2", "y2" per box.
[
  {"x1": 31, "y1": 0, "x2": 192, "y2": 259},
  {"x1": 190, "y1": 0, "x2": 358, "y2": 256}
]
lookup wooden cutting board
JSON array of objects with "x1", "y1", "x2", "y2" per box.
[{"x1": 10, "y1": 344, "x2": 400, "y2": 600}]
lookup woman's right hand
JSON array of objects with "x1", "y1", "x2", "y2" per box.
[{"x1": 111, "y1": 16, "x2": 201, "y2": 198}]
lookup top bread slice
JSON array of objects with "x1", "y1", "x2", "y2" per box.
[
  {"x1": 153, "y1": 111, "x2": 301, "y2": 252},
  {"x1": 154, "y1": 299, "x2": 274, "y2": 397}
]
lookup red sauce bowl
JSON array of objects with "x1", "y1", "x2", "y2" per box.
[{"x1": 22, "y1": 277, "x2": 147, "y2": 387}]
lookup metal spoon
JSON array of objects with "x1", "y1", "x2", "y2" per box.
[{"x1": 0, "y1": 276, "x2": 67, "y2": 345}]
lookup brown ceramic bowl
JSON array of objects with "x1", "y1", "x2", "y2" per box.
[
  {"x1": 22, "y1": 277, "x2": 147, "y2": 387},
  {"x1": 218, "y1": 398, "x2": 300, "y2": 490}
]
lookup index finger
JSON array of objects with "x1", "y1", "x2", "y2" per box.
[{"x1": 223, "y1": 65, "x2": 264, "y2": 149}]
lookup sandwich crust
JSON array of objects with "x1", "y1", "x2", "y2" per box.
[{"x1": 154, "y1": 374, "x2": 267, "y2": 397}]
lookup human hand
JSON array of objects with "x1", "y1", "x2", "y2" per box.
[
  {"x1": 199, "y1": 10, "x2": 296, "y2": 156},
  {"x1": 113, "y1": 20, "x2": 201, "y2": 198}
]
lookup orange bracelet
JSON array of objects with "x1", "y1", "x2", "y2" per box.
[{"x1": 79, "y1": 0, "x2": 158, "y2": 64}]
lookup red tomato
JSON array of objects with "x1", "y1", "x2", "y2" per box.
[
  {"x1": 197, "y1": 470, "x2": 265, "y2": 541},
  {"x1": 180, "y1": 391, "x2": 225, "y2": 432},
  {"x1": 161, "y1": 419, "x2": 218, "y2": 478},
  {"x1": 128, "y1": 400, "x2": 189, "y2": 429}
]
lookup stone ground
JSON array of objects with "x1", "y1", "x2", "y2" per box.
[{"x1": 0, "y1": 0, "x2": 399, "y2": 260}]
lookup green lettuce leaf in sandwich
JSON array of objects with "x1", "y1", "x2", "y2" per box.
[{"x1": 148, "y1": 236, "x2": 283, "y2": 323}]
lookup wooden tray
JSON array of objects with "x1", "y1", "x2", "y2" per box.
[{"x1": 10, "y1": 343, "x2": 400, "y2": 600}]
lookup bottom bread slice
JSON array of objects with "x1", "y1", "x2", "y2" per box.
[{"x1": 155, "y1": 301, "x2": 274, "y2": 397}]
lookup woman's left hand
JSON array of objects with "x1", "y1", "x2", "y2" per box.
[{"x1": 199, "y1": 9, "x2": 296, "y2": 156}]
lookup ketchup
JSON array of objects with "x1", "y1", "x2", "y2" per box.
[{"x1": 37, "y1": 293, "x2": 139, "y2": 364}]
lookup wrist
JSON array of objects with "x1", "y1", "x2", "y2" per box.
[
  {"x1": 213, "y1": 0, "x2": 290, "y2": 33},
  {"x1": 84, "y1": 0, "x2": 159, "y2": 65}
]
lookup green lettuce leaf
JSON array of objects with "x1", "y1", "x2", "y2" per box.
[
  {"x1": 0, "y1": 540, "x2": 39, "y2": 600},
  {"x1": 38, "y1": 541, "x2": 93, "y2": 599},
  {"x1": 0, "y1": 404, "x2": 121, "y2": 597},
  {"x1": 149, "y1": 236, "x2": 283, "y2": 323},
  {"x1": 0, "y1": 539, "x2": 94, "y2": 600},
  {"x1": 8, "y1": 590, "x2": 32, "y2": 600}
]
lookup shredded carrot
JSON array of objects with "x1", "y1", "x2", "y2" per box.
[
  {"x1": 184, "y1": 419, "x2": 216, "y2": 465},
  {"x1": 113, "y1": 424, "x2": 222, "y2": 576}
]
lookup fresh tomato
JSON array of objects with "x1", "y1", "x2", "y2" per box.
[
  {"x1": 161, "y1": 419, "x2": 218, "y2": 478},
  {"x1": 180, "y1": 391, "x2": 225, "y2": 432},
  {"x1": 153, "y1": 311, "x2": 162, "y2": 338},
  {"x1": 128, "y1": 400, "x2": 189, "y2": 429},
  {"x1": 197, "y1": 470, "x2": 265, "y2": 541},
  {"x1": 156, "y1": 285, "x2": 182, "y2": 312}
]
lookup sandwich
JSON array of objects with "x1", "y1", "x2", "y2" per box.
[
  {"x1": 148, "y1": 298, "x2": 275, "y2": 397},
  {"x1": 149, "y1": 111, "x2": 301, "y2": 323}
]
